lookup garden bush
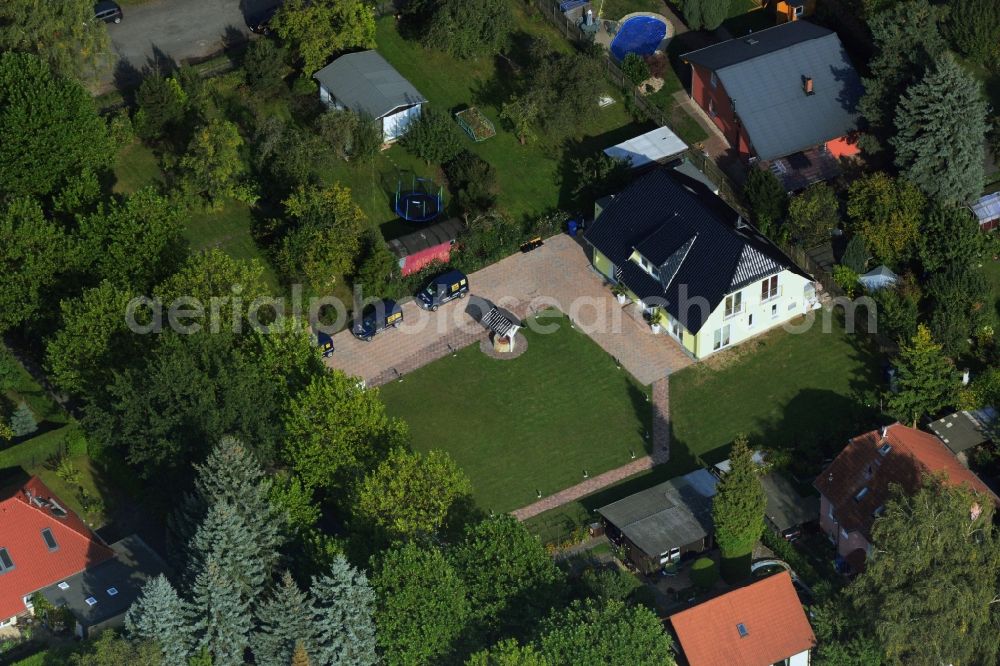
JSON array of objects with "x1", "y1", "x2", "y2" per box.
[
  {"x1": 243, "y1": 39, "x2": 288, "y2": 96},
  {"x1": 133, "y1": 73, "x2": 187, "y2": 142},
  {"x1": 622, "y1": 53, "x2": 650, "y2": 85},
  {"x1": 444, "y1": 150, "x2": 498, "y2": 218},
  {"x1": 691, "y1": 557, "x2": 718, "y2": 590},
  {"x1": 401, "y1": 108, "x2": 463, "y2": 165}
]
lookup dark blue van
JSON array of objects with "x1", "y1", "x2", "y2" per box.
[
  {"x1": 313, "y1": 328, "x2": 335, "y2": 357},
  {"x1": 352, "y1": 299, "x2": 403, "y2": 341},
  {"x1": 417, "y1": 270, "x2": 469, "y2": 311}
]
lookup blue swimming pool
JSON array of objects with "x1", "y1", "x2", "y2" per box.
[{"x1": 610, "y1": 16, "x2": 668, "y2": 61}]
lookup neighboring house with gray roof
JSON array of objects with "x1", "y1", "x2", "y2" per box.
[
  {"x1": 597, "y1": 469, "x2": 718, "y2": 574},
  {"x1": 313, "y1": 50, "x2": 427, "y2": 142},
  {"x1": 682, "y1": 21, "x2": 863, "y2": 191}
]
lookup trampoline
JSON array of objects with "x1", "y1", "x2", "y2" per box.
[
  {"x1": 610, "y1": 16, "x2": 668, "y2": 61},
  {"x1": 394, "y1": 175, "x2": 444, "y2": 223}
]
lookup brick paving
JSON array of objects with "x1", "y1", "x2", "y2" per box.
[{"x1": 325, "y1": 235, "x2": 693, "y2": 386}]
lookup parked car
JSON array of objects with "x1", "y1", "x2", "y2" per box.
[
  {"x1": 352, "y1": 299, "x2": 403, "y2": 341},
  {"x1": 94, "y1": 1, "x2": 123, "y2": 23},
  {"x1": 417, "y1": 270, "x2": 468, "y2": 311},
  {"x1": 312, "y1": 327, "x2": 335, "y2": 357},
  {"x1": 246, "y1": 5, "x2": 279, "y2": 34}
]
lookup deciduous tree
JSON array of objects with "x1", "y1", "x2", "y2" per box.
[
  {"x1": 888, "y1": 324, "x2": 958, "y2": 425},
  {"x1": 0, "y1": 0, "x2": 110, "y2": 81},
  {"x1": 401, "y1": 107, "x2": 463, "y2": 165},
  {"x1": 355, "y1": 448, "x2": 472, "y2": 542},
  {"x1": 678, "y1": 0, "x2": 731, "y2": 30},
  {"x1": 372, "y1": 542, "x2": 469, "y2": 665},
  {"x1": 538, "y1": 599, "x2": 675, "y2": 665},
  {"x1": 847, "y1": 478, "x2": 1000, "y2": 665},
  {"x1": 272, "y1": 0, "x2": 376, "y2": 75},
  {"x1": 743, "y1": 168, "x2": 787, "y2": 229},
  {"x1": 712, "y1": 435, "x2": 765, "y2": 581},
  {"x1": 918, "y1": 202, "x2": 987, "y2": 274},
  {"x1": 243, "y1": 39, "x2": 288, "y2": 96},
  {"x1": 134, "y1": 74, "x2": 188, "y2": 143},
  {"x1": 0, "y1": 52, "x2": 112, "y2": 202},
  {"x1": 282, "y1": 371, "x2": 407, "y2": 494},
  {"x1": 467, "y1": 639, "x2": 550, "y2": 666},
  {"x1": 70, "y1": 631, "x2": 163, "y2": 666},
  {"x1": 846, "y1": 173, "x2": 924, "y2": 267},
  {"x1": 0, "y1": 198, "x2": 67, "y2": 333},
  {"x1": 786, "y1": 183, "x2": 839, "y2": 247},
  {"x1": 180, "y1": 119, "x2": 256, "y2": 208},
  {"x1": 892, "y1": 54, "x2": 987, "y2": 205},
  {"x1": 500, "y1": 95, "x2": 539, "y2": 146},
  {"x1": 426, "y1": 0, "x2": 513, "y2": 59}
]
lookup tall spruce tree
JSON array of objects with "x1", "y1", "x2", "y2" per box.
[
  {"x1": 9, "y1": 401, "x2": 38, "y2": 437},
  {"x1": 711, "y1": 435, "x2": 766, "y2": 582},
  {"x1": 310, "y1": 556, "x2": 379, "y2": 666},
  {"x1": 187, "y1": 500, "x2": 268, "y2": 601},
  {"x1": 891, "y1": 54, "x2": 987, "y2": 204},
  {"x1": 889, "y1": 324, "x2": 958, "y2": 425},
  {"x1": 253, "y1": 572, "x2": 318, "y2": 666},
  {"x1": 188, "y1": 558, "x2": 253, "y2": 666},
  {"x1": 124, "y1": 575, "x2": 191, "y2": 666},
  {"x1": 171, "y1": 436, "x2": 282, "y2": 571}
]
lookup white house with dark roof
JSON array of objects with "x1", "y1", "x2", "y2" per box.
[
  {"x1": 584, "y1": 168, "x2": 815, "y2": 360},
  {"x1": 313, "y1": 50, "x2": 427, "y2": 142}
]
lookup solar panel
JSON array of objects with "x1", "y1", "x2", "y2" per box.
[
  {"x1": 41, "y1": 528, "x2": 58, "y2": 551},
  {"x1": 0, "y1": 548, "x2": 13, "y2": 571}
]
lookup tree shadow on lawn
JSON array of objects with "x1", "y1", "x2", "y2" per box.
[
  {"x1": 555, "y1": 123, "x2": 656, "y2": 214},
  {"x1": 626, "y1": 381, "x2": 655, "y2": 456}
]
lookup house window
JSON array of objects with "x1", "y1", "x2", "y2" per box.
[
  {"x1": 724, "y1": 292, "x2": 742, "y2": 317},
  {"x1": 872, "y1": 505, "x2": 885, "y2": 519},
  {"x1": 748, "y1": 313, "x2": 753, "y2": 327},
  {"x1": 713, "y1": 325, "x2": 731, "y2": 351},
  {"x1": 41, "y1": 528, "x2": 58, "y2": 552},
  {"x1": 879, "y1": 443, "x2": 892, "y2": 456},
  {"x1": 57, "y1": 582, "x2": 69, "y2": 591},
  {"x1": 771, "y1": 303, "x2": 778, "y2": 318},
  {"x1": 854, "y1": 487, "x2": 869, "y2": 502},
  {"x1": 107, "y1": 587, "x2": 119, "y2": 597},
  {"x1": 708, "y1": 98, "x2": 717, "y2": 118},
  {"x1": 761, "y1": 275, "x2": 778, "y2": 301},
  {"x1": 710, "y1": 71, "x2": 718, "y2": 89},
  {"x1": 0, "y1": 548, "x2": 13, "y2": 574},
  {"x1": 827, "y1": 502, "x2": 834, "y2": 520},
  {"x1": 85, "y1": 597, "x2": 97, "y2": 607},
  {"x1": 793, "y1": 3, "x2": 805, "y2": 15},
  {"x1": 840, "y1": 528, "x2": 849, "y2": 540}
]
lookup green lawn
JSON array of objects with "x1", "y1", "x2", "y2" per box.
[
  {"x1": 112, "y1": 140, "x2": 162, "y2": 194},
  {"x1": 525, "y1": 315, "x2": 882, "y2": 544},
  {"x1": 375, "y1": 12, "x2": 651, "y2": 223},
  {"x1": 378, "y1": 312, "x2": 652, "y2": 513},
  {"x1": 184, "y1": 199, "x2": 281, "y2": 291},
  {"x1": 598, "y1": 0, "x2": 667, "y2": 20}
]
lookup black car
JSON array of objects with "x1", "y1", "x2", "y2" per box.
[
  {"x1": 417, "y1": 270, "x2": 469, "y2": 311},
  {"x1": 352, "y1": 300, "x2": 403, "y2": 341},
  {"x1": 94, "y1": 1, "x2": 123, "y2": 24},
  {"x1": 246, "y1": 5, "x2": 279, "y2": 34}
]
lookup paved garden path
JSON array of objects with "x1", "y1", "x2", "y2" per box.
[
  {"x1": 511, "y1": 377, "x2": 672, "y2": 521},
  {"x1": 325, "y1": 234, "x2": 693, "y2": 386}
]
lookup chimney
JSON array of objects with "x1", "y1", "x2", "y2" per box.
[
  {"x1": 880, "y1": 425, "x2": 888, "y2": 439},
  {"x1": 803, "y1": 76, "x2": 814, "y2": 95}
]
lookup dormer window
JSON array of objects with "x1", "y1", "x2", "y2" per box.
[
  {"x1": 0, "y1": 548, "x2": 13, "y2": 574},
  {"x1": 879, "y1": 443, "x2": 892, "y2": 456},
  {"x1": 854, "y1": 487, "x2": 869, "y2": 502}
]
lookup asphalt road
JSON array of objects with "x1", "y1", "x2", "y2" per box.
[{"x1": 103, "y1": 0, "x2": 278, "y2": 85}]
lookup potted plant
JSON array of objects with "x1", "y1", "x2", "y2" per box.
[
  {"x1": 650, "y1": 310, "x2": 665, "y2": 334},
  {"x1": 611, "y1": 284, "x2": 628, "y2": 305}
]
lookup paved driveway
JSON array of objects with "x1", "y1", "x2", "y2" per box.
[
  {"x1": 103, "y1": 0, "x2": 277, "y2": 84},
  {"x1": 325, "y1": 235, "x2": 694, "y2": 386}
]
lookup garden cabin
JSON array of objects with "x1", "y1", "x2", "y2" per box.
[
  {"x1": 584, "y1": 168, "x2": 814, "y2": 360},
  {"x1": 313, "y1": 50, "x2": 427, "y2": 142},
  {"x1": 597, "y1": 469, "x2": 718, "y2": 574},
  {"x1": 681, "y1": 21, "x2": 863, "y2": 191},
  {"x1": 971, "y1": 191, "x2": 1000, "y2": 231},
  {"x1": 386, "y1": 218, "x2": 464, "y2": 276},
  {"x1": 669, "y1": 571, "x2": 816, "y2": 666}
]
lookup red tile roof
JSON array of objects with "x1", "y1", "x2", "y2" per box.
[
  {"x1": 814, "y1": 423, "x2": 997, "y2": 540},
  {"x1": 670, "y1": 571, "x2": 815, "y2": 666},
  {"x1": 0, "y1": 477, "x2": 114, "y2": 619}
]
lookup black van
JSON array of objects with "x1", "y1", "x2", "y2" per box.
[
  {"x1": 313, "y1": 327, "x2": 335, "y2": 357},
  {"x1": 352, "y1": 299, "x2": 403, "y2": 341},
  {"x1": 417, "y1": 270, "x2": 469, "y2": 311},
  {"x1": 94, "y1": 1, "x2": 123, "y2": 23}
]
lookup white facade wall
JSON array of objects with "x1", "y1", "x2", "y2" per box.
[
  {"x1": 789, "y1": 648, "x2": 811, "y2": 666},
  {"x1": 693, "y1": 269, "x2": 813, "y2": 358}
]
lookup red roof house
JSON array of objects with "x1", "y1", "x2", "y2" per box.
[
  {"x1": 669, "y1": 571, "x2": 816, "y2": 666},
  {"x1": 0, "y1": 477, "x2": 114, "y2": 624},
  {"x1": 814, "y1": 423, "x2": 998, "y2": 570}
]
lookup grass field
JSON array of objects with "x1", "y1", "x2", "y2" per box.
[
  {"x1": 525, "y1": 315, "x2": 883, "y2": 543},
  {"x1": 184, "y1": 200, "x2": 281, "y2": 290},
  {"x1": 112, "y1": 140, "x2": 161, "y2": 194},
  {"x1": 375, "y1": 11, "x2": 651, "y2": 223},
  {"x1": 378, "y1": 312, "x2": 652, "y2": 513}
]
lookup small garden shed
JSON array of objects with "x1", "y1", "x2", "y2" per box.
[{"x1": 313, "y1": 50, "x2": 428, "y2": 142}]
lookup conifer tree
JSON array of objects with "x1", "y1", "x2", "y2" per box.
[
  {"x1": 253, "y1": 572, "x2": 318, "y2": 666},
  {"x1": 291, "y1": 642, "x2": 312, "y2": 666},
  {"x1": 188, "y1": 558, "x2": 253, "y2": 666},
  {"x1": 310, "y1": 555, "x2": 379, "y2": 666},
  {"x1": 124, "y1": 575, "x2": 191, "y2": 666},
  {"x1": 889, "y1": 324, "x2": 958, "y2": 425},
  {"x1": 10, "y1": 401, "x2": 38, "y2": 437},
  {"x1": 712, "y1": 435, "x2": 766, "y2": 582},
  {"x1": 171, "y1": 436, "x2": 281, "y2": 571},
  {"x1": 187, "y1": 499, "x2": 267, "y2": 602},
  {"x1": 892, "y1": 54, "x2": 988, "y2": 204}
]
